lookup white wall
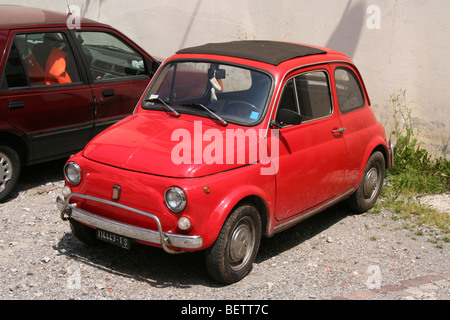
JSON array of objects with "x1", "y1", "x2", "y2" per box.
[{"x1": 2, "y1": 0, "x2": 449, "y2": 157}]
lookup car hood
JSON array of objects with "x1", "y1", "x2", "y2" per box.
[{"x1": 83, "y1": 113, "x2": 262, "y2": 178}]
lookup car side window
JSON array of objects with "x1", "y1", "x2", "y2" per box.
[
  {"x1": 335, "y1": 67, "x2": 365, "y2": 113},
  {"x1": 276, "y1": 70, "x2": 332, "y2": 125},
  {"x1": 1, "y1": 32, "x2": 80, "y2": 89},
  {"x1": 295, "y1": 71, "x2": 332, "y2": 121},
  {"x1": 1, "y1": 42, "x2": 28, "y2": 88},
  {"x1": 75, "y1": 31, "x2": 146, "y2": 82}
]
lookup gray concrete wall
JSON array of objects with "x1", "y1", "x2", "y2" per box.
[{"x1": 2, "y1": 0, "x2": 449, "y2": 157}]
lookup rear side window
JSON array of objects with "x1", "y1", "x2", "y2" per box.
[
  {"x1": 335, "y1": 68, "x2": 365, "y2": 113},
  {"x1": 1, "y1": 32, "x2": 81, "y2": 89}
]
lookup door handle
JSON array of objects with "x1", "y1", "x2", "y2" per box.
[
  {"x1": 102, "y1": 89, "x2": 115, "y2": 97},
  {"x1": 332, "y1": 127, "x2": 346, "y2": 134},
  {"x1": 8, "y1": 101, "x2": 24, "y2": 110}
]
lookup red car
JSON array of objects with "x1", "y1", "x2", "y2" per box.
[
  {"x1": 57, "y1": 40, "x2": 393, "y2": 284},
  {"x1": 0, "y1": 6, "x2": 159, "y2": 201}
]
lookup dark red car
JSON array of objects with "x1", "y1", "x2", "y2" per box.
[
  {"x1": 57, "y1": 40, "x2": 393, "y2": 283},
  {"x1": 0, "y1": 5, "x2": 159, "y2": 201}
]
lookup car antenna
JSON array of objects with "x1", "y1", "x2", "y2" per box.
[{"x1": 66, "y1": 1, "x2": 72, "y2": 15}]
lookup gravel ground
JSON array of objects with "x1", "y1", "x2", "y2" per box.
[{"x1": 0, "y1": 159, "x2": 449, "y2": 302}]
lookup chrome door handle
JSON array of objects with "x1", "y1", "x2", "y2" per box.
[{"x1": 332, "y1": 127, "x2": 346, "y2": 133}]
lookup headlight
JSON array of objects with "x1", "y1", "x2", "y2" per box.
[
  {"x1": 164, "y1": 187, "x2": 187, "y2": 212},
  {"x1": 64, "y1": 162, "x2": 82, "y2": 185}
]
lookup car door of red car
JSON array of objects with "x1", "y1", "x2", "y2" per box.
[
  {"x1": 0, "y1": 29, "x2": 95, "y2": 164},
  {"x1": 73, "y1": 30, "x2": 154, "y2": 137},
  {"x1": 333, "y1": 64, "x2": 375, "y2": 191},
  {"x1": 273, "y1": 67, "x2": 347, "y2": 221}
]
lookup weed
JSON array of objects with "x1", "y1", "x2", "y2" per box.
[
  {"x1": 381, "y1": 90, "x2": 449, "y2": 235},
  {"x1": 388, "y1": 90, "x2": 449, "y2": 195}
]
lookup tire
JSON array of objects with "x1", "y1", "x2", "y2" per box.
[
  {"x1": 69, "y1": 219, "x2": 99, "y2": 246},
  {"x1": 348, "y1": 151, "x2": 385, "y2": 213},
  {"x1": 0, "y1": 145, "x2": 21, "y2": 203},
  {"x1": 205, "y1": 204, "x2": 261, "y2": 284}
]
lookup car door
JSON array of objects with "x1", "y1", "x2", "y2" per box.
[
  {"x1": 73, "y1": 30, "x2": 155, "y2": 136},
  {"x1": 273, "y1": 67, "x2": 347, "y2": 221},
  {"x1": 0, "y1": 29, "x2": 95, "y2": 164},
  {"x1": 333, "y1": 64, "x2": 373, "y2": 191}
]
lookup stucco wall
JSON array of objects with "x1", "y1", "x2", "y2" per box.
[{"x1": 2, "y1": 0, "x2": 449, "y2": 157}]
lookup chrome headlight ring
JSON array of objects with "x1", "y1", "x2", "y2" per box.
[
  {"x1": 164, "y1": 187, "x2": 187, "y2": 213},
  {"x1": 64, "y1": 162, "x2": 82, "y2": 185}
]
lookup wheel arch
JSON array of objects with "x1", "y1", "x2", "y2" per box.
[
  {"x1": 202, "y1": 186, "x2": 273, "y2": 249},
  {"x1": 0, "y1": 131, "x2": 29, "y2": 166},
  {"x1": 233, "y1": 194, "x2": 270, "y2": 238},
  {"x1": 372, "y1": 144, "x2": 390, "y2": 170},
  {"x1": 358, "y1": 138, "x2": 390, "y2": 183}
]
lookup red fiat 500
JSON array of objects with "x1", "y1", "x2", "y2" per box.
[{"x1": 57, "y1": 41, "x2": 393, "y2": 284}]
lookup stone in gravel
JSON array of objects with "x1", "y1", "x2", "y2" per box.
[{"x1": 96, "y1": 283, "x2": 106, "y2": 290}]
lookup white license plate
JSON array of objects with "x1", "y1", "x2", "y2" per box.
[{"x1": 96, "y1": 229, "x2": 131, "y2": 249}]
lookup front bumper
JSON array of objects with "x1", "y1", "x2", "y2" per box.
[{"x1": 56, "y1": 194, "x2": 203, "y2": 254}]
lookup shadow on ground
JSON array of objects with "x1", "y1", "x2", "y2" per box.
[
  {"x1": 54, "y1": 204, "x2": 353, "y2": 288},
  {"x1": 5, "y1": 158, "x2": 67, "y2": 202}
]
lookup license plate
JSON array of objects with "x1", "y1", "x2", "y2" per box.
[{"x1": 96, "y1": 229, "x2": 131, "y2": 249}]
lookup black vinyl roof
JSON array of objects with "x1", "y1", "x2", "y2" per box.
[{"x1": 177, "y1": 40, "x2": 327, "y2": 66}]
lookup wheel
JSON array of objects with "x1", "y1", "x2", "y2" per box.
[
  {"x1": 0, "y1": 145, "x2": 21, "y2": 202},
  {"x1": 205, "y1": 204, "x2": 261, "y2": 284},
  {"x1": 69, "y1": 219, "x2": 99, "y2": 246},
  {"x1": 348, "y1": 151, "x2": 385, "y2": 213}
]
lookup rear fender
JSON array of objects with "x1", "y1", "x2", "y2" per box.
[{"x1": 357, "y1": 135, "x2": 390, "y2": 183}]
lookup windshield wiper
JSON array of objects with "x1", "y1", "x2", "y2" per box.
[
  {"x1": 144, "y1": 95, "x2": 180, "y2": 117},
  {"x1": 182, "y1": 103, "x2": 228, "y2": 126}
]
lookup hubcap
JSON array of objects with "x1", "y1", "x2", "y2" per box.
[
  {"x1": 229, "y1": 217, "x2": 255, "y2": 270},
  {"x1": 363, "y1": 167, "x2": 378, "y2": 200},
  {"x1": 0, "y1": 152, "x2": 13, "y2": 193}
]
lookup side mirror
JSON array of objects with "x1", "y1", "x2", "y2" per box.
[{"x1": 272, "y1": 109, "x2": 302, "y2": 128}]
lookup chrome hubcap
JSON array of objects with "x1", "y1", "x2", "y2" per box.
[
  {"x1": 229, "y1": 217, "x2": 255, "y2": 270},
  {"x1": 363, "y1": 167, "x2": 378, "y2": 200},
  {"x1": 0, "y1": 152, "x2": 13, "y2": 193}
]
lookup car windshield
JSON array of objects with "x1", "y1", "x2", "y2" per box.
[{"x1": 142, "y1": 61, "x2": 272, "y2": 125}]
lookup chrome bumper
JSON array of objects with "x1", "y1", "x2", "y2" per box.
[
  {"x1": 388, "y1": 138, "x2": 395, "y2": 169},
  {"x1": 56, "y1": 194, "x2": 203, "y2": 254}
]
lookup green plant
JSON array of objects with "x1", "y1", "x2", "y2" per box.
[
  {"x1": 389, "y1": 90, "x2": 449, "y2": 195},
  {"x1": 381, "y1": 90, "x2": 449, "y2": 234}
]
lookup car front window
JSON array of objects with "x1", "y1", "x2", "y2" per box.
[
  {"x1": 143, "y1": 61, "x2": 272, "y2": 125},
  {"x1": 75, "y1": 31, "x2": 147, "y2": 81}
]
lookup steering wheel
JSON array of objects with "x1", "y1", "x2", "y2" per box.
[{"x1": 222, "y1": 100, "x2": 259, "y2": 119}]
